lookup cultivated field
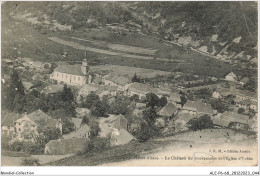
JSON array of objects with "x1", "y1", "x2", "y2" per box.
[
  {"x1": 70, "y1": 37, "x2": 157, "y2": 55},
  {"x1": 91, "y1": 64, "x2": 171, "y2": 78}
]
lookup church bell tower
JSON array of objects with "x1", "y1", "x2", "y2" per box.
[{"x1": 81, "y1": 50, "x2": 89, "y2": 75}]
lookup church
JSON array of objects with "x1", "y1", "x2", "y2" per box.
[{"x1": 50, "y1": 58, "x2": 92, "y2": 86}]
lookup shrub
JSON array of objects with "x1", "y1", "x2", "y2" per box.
[
  {"x1": 21, "y1": 142, "x2": 44, "y2": 155},
  {"x1": 83, "y1": 137, "x2": 110, "y2": 153},
  {"x1": 238, "y1": 108, "x2": 245, "y2": 114},
  {"x1": 188, "y1": 115, "x2": 213, "y2": 131},
  {"x1": 9, "y1": 141, "x2": 23, "y2": 151},
  {"x1": 21, "y1": 157, "x2": 40, "y2": 166}
]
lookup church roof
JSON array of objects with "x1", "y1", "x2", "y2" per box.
[{"x1": 54, "y1": 62, "x2": 86, "y2": 76}]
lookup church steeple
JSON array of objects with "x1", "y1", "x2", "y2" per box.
[{"x1": 81, "y1": 49, "x2": 89, "y2": 75}]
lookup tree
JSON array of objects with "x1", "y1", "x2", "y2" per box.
[
  {"x1": 159, "y1": 96, "x2": 167, "y2": 107},
  {"x1": 132, "y1": 73, "x2": 140, "y2": 82},
  {"x1": 10, "y1": 69, "x2": 25, "y2": 96},
  {"x1": 188, "y1": 114, "x2": 213, "y2": 131},
  {"x1": 130, "y1": 94, "x2": 139, "y2": 102},
  {"x1": 89, "y1": 120, "x2": 101, "y2": 139},
  {"x1": 3, "y1": 69, "x2": 25, "y2": 111},
  {"x1": 143, "y1": 106, "x2": 158, "y2": 124},
  {"x1": 61, "y1": 84, "x2": 74, "y2": 103},
  {"x1": 238, "y1": 108, "x2": 245, "y2": 114},
  {"x1": 109, "y1": 99, "x2": 130, "y2": 115},
  {"x1": 90, "y1": 99, "x2": 108, "y2": 117},
  {"x1": 145, "y1": 93, "x2": 160, "y2": 108},
  {"x1": 179, "y1": 94, "x2": 187, "y2": 107},
  {"x1": 82, "y1": 92, "x2": 100, "y2": 109},
  {"x1": 135, "y1": 122, "x2": 155, "y2": 142}
]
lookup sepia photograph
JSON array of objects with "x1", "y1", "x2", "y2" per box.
[{"x1": 1, "y1": 1, "x2": 258, "y2": 170}]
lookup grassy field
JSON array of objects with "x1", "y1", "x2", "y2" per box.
[
  {"x1": 45, "y1": 140, "x2": 173, "y2": 166},
  {"x1": 2, "y1": 17, "x2": 253, "y2": 79},
  {"x1": 45, "y1": 128, "x2": 257, "y2": 166},
  {"x1": 2, "y1": 149, "x2": 31, "y2": 157}
]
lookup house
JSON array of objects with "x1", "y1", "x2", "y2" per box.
[
  {"x1": 220, "y1": 111, "x2": 252, "y2": 127},
  {"x1": 212, "y1": 111, "x2": 254, "y2": 131},
  {"x1": 231, "y1": 87, "x2": 257, "y2": 102},
  {"x1": 78, "y1": 84, "x2": 99, "y2": 97},
  {"x1": 212, "y1": 88, "x2": 232, "y2": 99},
  {"x1": 50, "y1": 59, "x2": 91, "y2": 86},
  {"x1": 225, "y1": 72, "x2": 237, "y2": 82},
  {"x1": 196, "y1": 100, "x2": 214, "y2": 115},
  {"x1": 110, "y1": 128, "x2": 135, "y2": 146},
  {"x1": 239, "y1": 77, "x2": 249, "y2": 85},
  {"x1": 75, "y1": 108, "x2": 91, "y2": 118},
  {"x1": 44, "y1": 138, "x2": 89, "y2": 155},
  {"x1": 41, "y1": 84, "x2": 64, "y2": 94},
  {"x1": 236, "y1": 99, "x2": 257, "y2": 112},
  {"x1": 99, "y1": 114, "x2": 128, "y2": 138},
  {"x1": 158, "y1": 102, "x2": 178, "y2": 119},
  {"x1": 132, "y1": 109, "x2": 143, "y2": 117},
  {"x1": 14, "y1": 110, "x2": 63, "y2": 141},
  {"x1": 181, "y1": 100, "x2": 214, "y2": 116},
  {"x1": 181, "y1": 101, "x2": 197, "y2": 115},
  {"x1": 22, "y1": 81, "x2": 33, "y2": 92},
  {"x1": 1, "y1": 113, "x2": 22, "y2": 139},
  {"x1": 212, "y1": 91, "x2": 222, "y2": 99},
  {"x1": 168, "y1": 93, "x2": 182, "y2": 103},
  {"x1": 62, "y1": 124, "x2": 90, "y2": 140},
  {"x1": 96, "y1": 85, "x2": 118, "y2": 97},
  {"x1": 174, "y1": 113, "x2": 197, "y2": 132},
  {"x1": 127, "y1": 82, "x2": 153, "y2": 99},
  {"x1": 71, "y1": 118, "x2": 83, "y2": 130},
  {"x1": 105, "y1": 114, "x2": 128, "y2": 130},
  {"x1": 136, "y1": 102, "x2": 146, "y2": 109},
  {"x1": 103, "y1": 74, "x2": 132, "y2": 91}
]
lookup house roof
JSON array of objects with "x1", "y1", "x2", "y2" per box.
[
  {"x1": 45, "y1": 119, "x2": 60, "y2": 128},
  {"x1": 107, "y1": 75, "x2": 131, "y2": 86},
  {"x1": 79, "y1": 84, "x2": 99, "y2": 93},
  {"x1": 62, "y1": 124, "x2": 90, "y2": 140},
  {"x1": 168, "y1": 93, "x2": 181, "y2": 102},
  {"x1": 182, "y1": 101, "x2": 197, "y2": 111},
  {"x1": 231, "y1": 88, "x2": 256, "y2": 99},
  {"x1": 96, "y1": 85, "x2": 118, "y2": 95},
  {"x1": 158, "y1": 102, "x2": 178, "y2": 117},
  {"x1": 27, "y1": 109, "x2": 52, "y2": 122},
  {"x1": 196, "y1": 100, "x2": 213, "y2": 114},
  {"x1": 22, "y1": 81, "x2": 33, "y2": 91},
  {"x1": 54, "y1": 62, "x2": 85, "y2": 76},
  {"x1": 41, "y1": 84, "x2": 64, "y2": 94},
  {"x1": 71, "y1": 118, "x2": 83, "y2": 129},
  {"x1": 76, "y1": 108, "x2": 91, "y2": 116},
  {"x1": 237, "y1": 99, "x2": 255, "y2": 106},
  {"x1": 128, "y1": 83, "x2": 153, "y2": 94},
  {"x1": 220, "y1": 111, "x2": 252, "y2": 125},
  {"x1": 182, "y1": 100, "x2": 213, "y2": 114},
  {"x1": 111, "y1": 128, "x2": 135, "y2": 145},
  {"x1": 136, "y1": 102, "x2": 146, "y2": 109},
  {"x1": 226, "y1": 72, "x2": 237, "y2": 78},
  {"x1": 175, "y1": 113, "x2": 196, "y2": 124},
  {"x1": 240, "y1": 77, "x2": 249, "y2": 84},
  {"x1": 2, "y1": 113, "x2": 22, "y2": 127},
  {"x1": 107, "y1": 114, "x2": 127, "y2": 123}
]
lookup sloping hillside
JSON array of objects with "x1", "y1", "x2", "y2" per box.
[{"x1": 2, "y1": 2, "x2": 257, "y2": 59}]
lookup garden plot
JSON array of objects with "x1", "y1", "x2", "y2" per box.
[{"x1": 91, "y1": 64, "x2": 171, "y2": 78}]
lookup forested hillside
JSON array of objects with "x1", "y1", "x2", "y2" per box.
[{"x1": 2, "y1": 1, "x2": 257, "y2": 58}]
